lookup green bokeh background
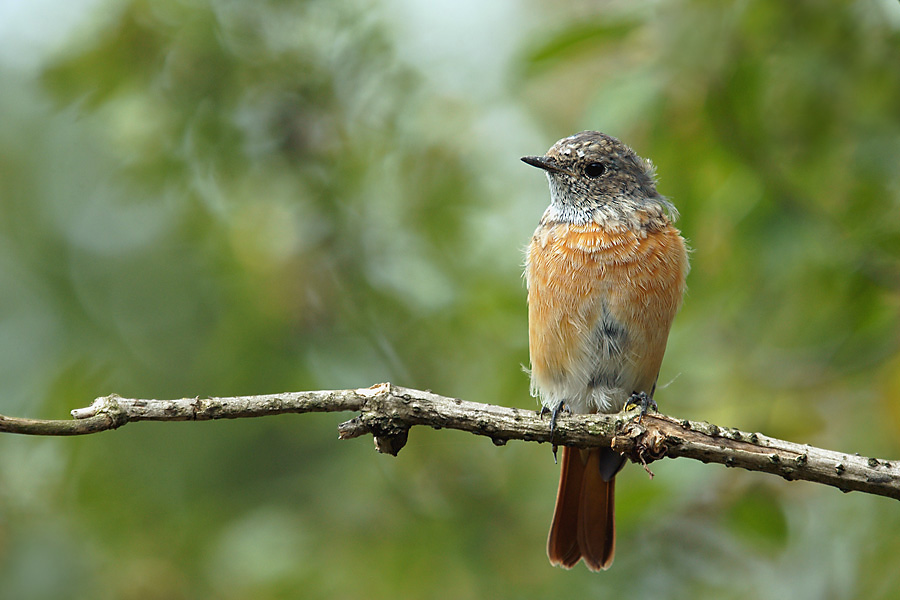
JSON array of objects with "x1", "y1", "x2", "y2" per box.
[{"x1": 1, "y1": 0, "x2": 899, "y2": 598}]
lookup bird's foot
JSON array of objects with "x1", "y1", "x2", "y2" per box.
[
  {"x1": 539, "y1": 403, "x2": 570, "y2": 463},
  {"x1": 625, "y1": 391, "x2": 657, "y2": 422}
]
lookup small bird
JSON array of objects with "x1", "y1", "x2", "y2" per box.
[{"x1": 523, "y1": 131, "x2": 689, "y2": 571}]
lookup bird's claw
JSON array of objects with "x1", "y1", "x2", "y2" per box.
[
  {"x1": 540, "y1": 403, "x2": 570, "y2": 463},
  {"x1": 625, "y1": 391, "x2": 657, "y2": 422}
]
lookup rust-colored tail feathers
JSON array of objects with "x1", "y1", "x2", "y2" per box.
[{"x1": 547, "y1": 447, "x2": 616, "y2": 571}]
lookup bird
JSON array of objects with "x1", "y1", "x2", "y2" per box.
[{"x1": 522, "y1": 131, "x2": 689, "y2": 571}]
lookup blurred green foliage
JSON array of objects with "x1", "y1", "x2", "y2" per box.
[{"x1": 1, "y1": 0, "x2": 899, "y2": 598}]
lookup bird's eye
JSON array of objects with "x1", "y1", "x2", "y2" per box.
[{"x1": 584, "y1": 162, "x2": 607, "y2": 178}]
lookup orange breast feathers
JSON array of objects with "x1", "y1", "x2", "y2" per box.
[{"x1": 526, "y1": 220, "x2": 688, "y2": 415}]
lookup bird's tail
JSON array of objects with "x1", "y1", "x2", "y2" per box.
[{"x1": 547, "y1": 446, "x2": 616, "y2": 571}]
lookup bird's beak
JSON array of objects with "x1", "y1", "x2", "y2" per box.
[{"x1": 521, "y1": 155, "x2": 574, "y2": 176}]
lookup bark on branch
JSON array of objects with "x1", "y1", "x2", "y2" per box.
[{"x1": 1, "y1": 382, "x2": 897, "y2": 500}]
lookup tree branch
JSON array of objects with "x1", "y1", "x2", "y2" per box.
[{"x1": 1, "y1": 382, "x2": 897, "y2": 500}]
